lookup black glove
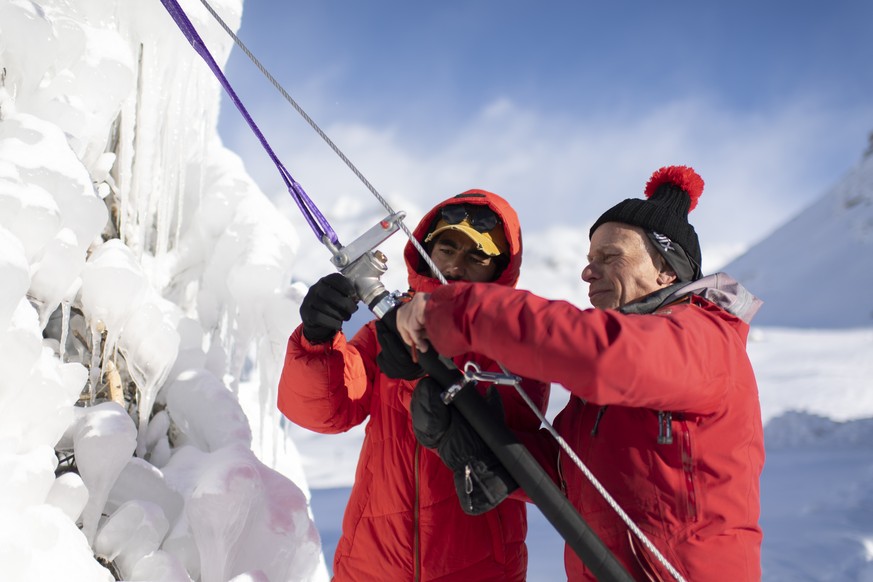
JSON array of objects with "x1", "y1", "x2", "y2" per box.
[
  {"x1": 411, "y1": 377, "x2": 518, "y2": 515},
  {"x1": 375, "y1": 318, "x2": 424, "y2": 380},
  {"x1": 299, "y1": 273, "x2": 359, "y2": 344}
]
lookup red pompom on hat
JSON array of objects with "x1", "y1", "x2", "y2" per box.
[
  {"x1": 589, "y1": 164, "x2": 705, "y2": 281},
  {"x1": 644, "y1": 165, "x2": 705, "y2": 212}
]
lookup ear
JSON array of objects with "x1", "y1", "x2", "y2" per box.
[{"x1": 657, "y1": 268, "x2": 678, "y2": 286}]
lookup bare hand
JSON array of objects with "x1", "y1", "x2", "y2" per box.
[{"x1": 395, "y1": 293, "x2": 431, "y2": 352}]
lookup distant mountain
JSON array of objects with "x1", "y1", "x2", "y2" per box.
[{"x1": 723, "y1": 137, "x2": 873, "y2": 328}]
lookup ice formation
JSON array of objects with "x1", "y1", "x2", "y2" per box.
[{"x1": 0, "y1": 0, "x2": 326, "y2": 579}]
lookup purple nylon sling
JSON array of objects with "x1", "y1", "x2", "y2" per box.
[{"x1": 159, "y1": 0, "x2": 339, "y2": 246}]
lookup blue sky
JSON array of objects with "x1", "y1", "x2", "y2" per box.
[{"x1": 216, "y1": 0, "x2": 873, "y2": 270}]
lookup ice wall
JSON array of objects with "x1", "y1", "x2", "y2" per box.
[{"x1": 0, "y1": 0, "x2": 325, "y2": 579}]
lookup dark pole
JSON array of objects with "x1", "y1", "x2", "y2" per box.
[{"x1": 378, "y1": 307, "x2": 634, "y2": 582}]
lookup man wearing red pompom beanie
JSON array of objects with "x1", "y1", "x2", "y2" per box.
[{"x1": 389, "y1": 166, "x2": 765, "y2": 581}]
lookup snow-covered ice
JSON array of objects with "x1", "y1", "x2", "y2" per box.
[{"x1": 1, "y1": 0, "x2": 326, "y2": 580}]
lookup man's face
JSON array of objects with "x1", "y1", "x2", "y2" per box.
[
  {"x1": 429, "y1": 230, "x2": 500, "y2": 282},
  {"x1": 582, "y1": 222, "x2": 674, "y2": 309}
]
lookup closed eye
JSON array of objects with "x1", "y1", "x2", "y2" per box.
[
  {"x1": 467, "y1": 251, "x2": 492, "y2": 266},
  {"x1": 587, "y1": 253, "x2": 619, "y2": 264}
]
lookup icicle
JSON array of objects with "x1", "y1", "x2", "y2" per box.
[
  {"x1": 59, "y1": 299, "x2": 70, "y2": 362},
  {"x1": 75, "y1": 402, "x2": 138, "y2": 545}
]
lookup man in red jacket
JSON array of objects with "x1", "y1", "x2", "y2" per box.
[
  {"x1": 393, "y1": 167, "x2": 765, "y2": 581},
  {"x1": 278, "y1": 190, "x2": 549, "y2": 581}
]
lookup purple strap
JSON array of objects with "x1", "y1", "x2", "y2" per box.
[{"x1": 159, "y1": 0, "x2": 339, "y2": 245}]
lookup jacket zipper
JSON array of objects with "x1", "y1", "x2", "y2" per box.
[
  {"x1": 657, "y1": 411, "x2": 673, "y2": 444},
  {"x1": 590, "y1": 405, "x2": 608, "y2": 436},
  {"x1": 414, "y1": 442, "x2": 421, "y2": 582},
  {"x1": 678, "y1": 418, "x2": 698, "y2": 522}
]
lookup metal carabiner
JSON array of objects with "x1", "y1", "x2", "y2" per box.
[{"x1": 462, "y1": 361, "x2": 522, "y2": 386}]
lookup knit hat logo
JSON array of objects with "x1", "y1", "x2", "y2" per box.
[
  {"x1": 651, "y1": 231, "x2": 675, "y2": 253},
  {"x1": 590, "y1": 165, "x2": 705, "y2": 281}
]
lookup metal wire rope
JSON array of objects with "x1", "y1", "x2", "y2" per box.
[
  {"x1": 496, "y1": 363, "x2": 687, "y2": 582},
  {"x1": 197, "y1": 0, "x2": 446, "y2": 284},
  {"x1": 198, "y1": 1, "x2": 684, "y2": 579}
]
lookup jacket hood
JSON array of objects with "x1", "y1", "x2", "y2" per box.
[
  {"x1": 404, "y1": 189, "x2": 523, "y2": 293},
  {"x1": 668, "y1": 272, "x2": 763, "y2": 323},
  {"x1": 653, "y1": 273, "x2": 764, "y2": 324},
  {"x1": 627, "y1": 272, "x2": 762, "y2": 323}
]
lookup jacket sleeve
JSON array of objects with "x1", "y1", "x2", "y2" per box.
[
  {"x1": 424, "y1": 282, "x2": 750, "y2": 414},
  {"x1": 277, "y1": 322, "x2": 379, "y2": 433}
]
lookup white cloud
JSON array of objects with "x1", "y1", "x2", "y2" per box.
[{"x1": 223, "y1": 90, "x2": 872, "y2": 274}]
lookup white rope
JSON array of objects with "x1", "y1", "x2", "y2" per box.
[
  {"x1": 199, "y1": 2, "x2": 682, "y2": 579},
  {"x1": 496, "y1": 365, "x2": 686, "y2": 582}
]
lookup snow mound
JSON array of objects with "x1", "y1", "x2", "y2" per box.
[{"x1": 765, "y1": 410, "x2": 873, "y2": 450}]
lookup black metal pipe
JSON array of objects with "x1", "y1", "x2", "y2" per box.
[{"x1": 378, "y1": 305, "x2": 633, "y2": 581}]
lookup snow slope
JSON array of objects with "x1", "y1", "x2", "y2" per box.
[{"x1": 724, "y1": 143, "x2": 873, "y2": 328}]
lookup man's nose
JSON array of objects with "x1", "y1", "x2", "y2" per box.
[
  {"x1": 442, "y1": 256, "x2": 466, "y2": 279},
  {"x1": 581, "y1": 263, "x2": 596, "y2": 283}
]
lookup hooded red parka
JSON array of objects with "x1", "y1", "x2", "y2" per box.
[
  {"x1": 278, "y1": 190, "x2": 549, "y2": 581},
  {"x1": 420, "y1": 274, "x2": 765, "y2": 581}
]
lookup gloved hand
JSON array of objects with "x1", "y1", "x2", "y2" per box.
[
  {"x1": 375, "y1": 318, "x2": 425, "y2": 380},
  {"x1": 299, "y1": 273, "x2": 359, "y2": 344},
  {"x1": 411, "y1": 377, "x2": 518, "y2": 515}
]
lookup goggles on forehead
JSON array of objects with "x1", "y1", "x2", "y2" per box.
[{"x1": 439, "y1": 204, "x2": 500, "y2": 233}]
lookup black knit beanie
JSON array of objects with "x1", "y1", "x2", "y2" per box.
[{"x1": 589, "y1": 165, "x2": 705, "y2": 281}]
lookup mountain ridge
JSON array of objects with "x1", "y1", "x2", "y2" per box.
[{"x1": 724, "y1": 136, "x2": 873, "y2": 328}]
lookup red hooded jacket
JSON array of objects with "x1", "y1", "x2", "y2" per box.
[
  {"x1": 420, "y1": 274, "x2": 765, "y2": 581},
  {"x1": 278, "y1": 190, "x2": 550, "y2": 581}
]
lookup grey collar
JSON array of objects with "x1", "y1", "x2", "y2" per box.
[
  {"x1": 619, "y1": 283, "x2": 684, "y2": 315},
  {"x1": 620, "y1": 272, "x2": 763, "y2": 324}
]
